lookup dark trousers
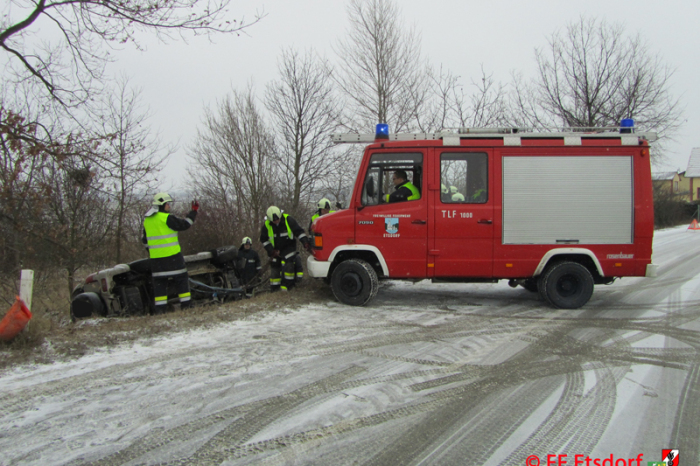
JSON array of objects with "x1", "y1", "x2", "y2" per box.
[
  {"x1": 270, "y1": 255, "x2": 296, "y2": 291},
  {"x1": 241, "y1": 267, "x2": 258, "y2": 298},
  {"x1": 150, "y1": 253, "x2": 192, "y2": 312},
  {"x1": 294, "y1": 254, "x2": 304, "y2": 283}
]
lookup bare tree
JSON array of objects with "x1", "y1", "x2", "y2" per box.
[
  {"x1": 313, "y1": 145, "x2": 363, "y2": 209},
  {"x1": 189, "y1": 86, "x2": 277, "y2": 237},
  {"x1": 0, "y1": 108, "x2": 49, "y2": 273},
  {"x1": 41, "y1": 156, "x2": 113, "y2": 292},
  {"x1": 509, "y1": 17, "x2": 682, "y2": 143},
  {"x1": 92, "y1": 76, "x2": 168, "y2": 263},
  {"x1": 0, "y1": 0, "x2": 264, "y2": 271},
  {"x1": 0, "y1": 0, "x2": 263, "y2": 107},
  {"x1": 0, "y1": 105, "x2": 105, "y2": 274},
  {"x1": 264, "y1": 49, "x2": 343, "y2": 216},
  {"x1": 417, "y1": 66, "x2": 507, "y2": 132},
  {"x1": 334, "y1": 0, "x2": 430, "y2": 132}
]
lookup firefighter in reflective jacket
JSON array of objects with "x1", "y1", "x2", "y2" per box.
[
  {"x1": 304, "y1": 198, "x2": 336, "y2": 284},
  {"x1": 306, "y1": 198, "x2": 338, "y2": 282},
  {"x1": 260, "y1": 206, "x2": 310, "y2": 292},
  {"x1": 142, "y1": 192, "x2": 198, "y2": 312},
  {"x1": 308, "y1": 198, "x2": 336, "y2": 232},
  {"x1": 384, "y1": 169, "x2": 420, "y2": 203}
]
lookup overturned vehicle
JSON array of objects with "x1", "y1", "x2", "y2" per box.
[{"x1": 71, "y1": 246, "x2": 247, "y2": 320}]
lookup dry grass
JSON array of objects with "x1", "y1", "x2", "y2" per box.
[{"x1": 0, "y1": 276, "x2": 335, "y2": 371}]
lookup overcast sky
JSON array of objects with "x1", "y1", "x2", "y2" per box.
[{"x1": 107, "y1": 0, "x2": 700, "y2": 186}]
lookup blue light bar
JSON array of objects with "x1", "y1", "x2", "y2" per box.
[
  {"x1": 375, "y1": 123, "x2": 389, "y2": 140},
  {"x1": 620, "y1": 118, "x2": 635, "y2": 134}
]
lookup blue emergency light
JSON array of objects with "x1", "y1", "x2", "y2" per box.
[
  {"x1": 620, "y1": 118, "x2": 635, "y2": 134},
  {"x1": 375, "y1": 123, "x2": 389, "y2": 140}
]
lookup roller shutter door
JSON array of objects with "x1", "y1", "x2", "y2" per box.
[{"x1": 502, "y1": 156, "x2": 633, "y2": 244}]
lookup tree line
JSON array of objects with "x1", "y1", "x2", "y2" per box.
[{"x1": 0, "y1": 0, "x2": 683, "y2": 297}]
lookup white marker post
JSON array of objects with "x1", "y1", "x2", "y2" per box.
[{"x1": 20, "y1": 269, "x2": 34, "y2": 311}]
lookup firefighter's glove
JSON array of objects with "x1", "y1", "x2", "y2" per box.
[{"x1": 191, "y1": 200, "x2": 200, "y2": 211}]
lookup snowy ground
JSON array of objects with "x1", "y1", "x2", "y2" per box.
[{"x1": 1, "y1": 226, "x2": 699, "y2": 466}]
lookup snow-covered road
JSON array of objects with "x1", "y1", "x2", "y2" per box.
[{"x1": 1, "y1": 226, "x2": 699, "y2": 466}]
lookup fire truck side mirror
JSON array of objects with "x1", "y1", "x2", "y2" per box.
[{"x1": 366, "y1": 177, "x2": 375, "y2": 197}]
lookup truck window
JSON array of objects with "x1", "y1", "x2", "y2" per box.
[
  {"x1": 440, "y1": 152, "x2": 488, "y2": 204},
  {"x1": 361, "y1": 152, "x2": 423, "y2": 206}
]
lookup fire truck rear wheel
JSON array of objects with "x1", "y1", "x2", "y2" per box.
[
  {"x1": 331, "y1": 259, "x2": 379, "y2": 306},
  {"x1": 541, "y1": 261, "x2": 594, "y2": 309}
]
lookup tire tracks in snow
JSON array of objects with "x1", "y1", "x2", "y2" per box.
[{"x1": 2, "y1": 273, "x2": 700, "y2": 465}]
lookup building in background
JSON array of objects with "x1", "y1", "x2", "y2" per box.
[
  {"x1": 652, "y1": 171, "x2": 682, "y2": 197},
  {"x1": 682, "y1": 148, "x2": 700, "y2": 202}
]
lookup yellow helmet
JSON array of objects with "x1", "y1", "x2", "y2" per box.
[
  {"x1": 241, "y1": 236, "x2": 252, "y2": 246},
  {"x1": 317, "y1": 198, "x2": 331, "y2": 210},
  {"x1": 266, "y1": 206, "x2": 281, "y2": 221},
  {"x1": 152, "y1": 192, "x2": 173, "y2": 206}
]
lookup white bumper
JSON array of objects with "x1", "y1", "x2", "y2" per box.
[
  {"x1": 645, "y1": 263, "x2": 658, "y2": 278},
  {"x1": 307, "y1": 256, "x2": 331, "y2": 278}
]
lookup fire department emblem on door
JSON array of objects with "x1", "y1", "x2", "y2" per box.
[{"x1": 385, "y1": 217, "x2": 399, "y2": 234}]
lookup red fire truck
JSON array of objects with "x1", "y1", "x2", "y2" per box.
[{"x1": 307, "y1": 122, "x2": 657, "y2": 309}]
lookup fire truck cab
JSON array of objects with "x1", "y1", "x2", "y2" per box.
[{"x1": 308, "y1": 122, "x2": 657, "y2": 309}]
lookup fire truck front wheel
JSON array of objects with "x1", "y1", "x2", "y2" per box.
[
  {"x1": 539, "y1": 261, "x2": 594, "y2": 309},
  {"x1": 331, "y1": 259, "x2": 379, "y2": 306}
]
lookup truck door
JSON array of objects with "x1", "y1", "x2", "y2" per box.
[
  {"x1": 355, "y1": 151, "x2": 428, "y2": 278},
  {"x1": 431, "y1": 151, "x2": 494, "y2": 277}
]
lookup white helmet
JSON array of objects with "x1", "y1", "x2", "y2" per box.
[
  {"x1": 317, "y1": 198, "x2": 331, "y2": 210},
  {"x1": 241, "y1": 236, "x2": 252, "y2": 246},
  {"x1": 152, "y1": 192, "x2": 173, "y2": 206},
  {"x1": 266, "y1": 206, "x2": 281, "y2": 221}
]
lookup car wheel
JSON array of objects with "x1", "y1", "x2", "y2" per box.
[
  {"x1": 541, "y1": 261, "x2": 594, "y2": 309},
  {"x1": 70, "y1": 292, "x2": 106, "y2": 321},
  {"x1": 331, "y1": 259, "x2": 379, "y2": 306}
]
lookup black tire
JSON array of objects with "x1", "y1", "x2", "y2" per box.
[
  {"x1": 520, "y1": 279, "x2": 538, "y2": 293},
  {"x1": 71, "y1": 292, "x2": 106, "y2": 321},
  {"x1": 537, "y1": 274, "x2": 548, "y2": 302},
  {"x1": 540, "y1": 261, "x2": 594, "y2": 309},
  {"x1": 330, "y1": 259, "x2": 379, "y2": 306}
]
